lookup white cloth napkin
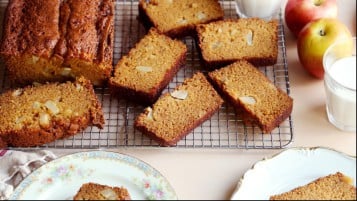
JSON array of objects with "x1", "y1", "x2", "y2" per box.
[{"x1": 0, "y1": 150, "x2": 56, "y2": 200}]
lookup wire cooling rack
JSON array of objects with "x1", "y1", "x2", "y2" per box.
[{"x1": 0, "y1": 0, "x2": 293, "y2": 149}]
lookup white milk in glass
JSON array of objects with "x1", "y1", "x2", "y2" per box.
[
  {"x1": 235, "y1": 0, "x2": 282, "y2": 19},
  {"x1": 324, "y1": 56, "x2": 356, "y2": 132}
]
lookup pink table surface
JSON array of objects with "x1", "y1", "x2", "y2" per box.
[{"x1": 1, "y1": 0, "x2": 356, "y2": 200}]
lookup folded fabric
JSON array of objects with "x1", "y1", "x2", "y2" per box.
[
  {"x1": 0, "y1": 150, "x2": 56, "y2": 200},
  {"x1": 0, "y1": 150, "x2": 6, "y2": 157}
]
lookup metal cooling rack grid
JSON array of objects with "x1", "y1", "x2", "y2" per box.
[{"x1": 0, "y1": 0, "x2": 293, "y2": 149}]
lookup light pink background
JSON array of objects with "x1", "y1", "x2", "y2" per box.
[{"x1": 45, "y1": 0, "x2": 357, "y2": 199}]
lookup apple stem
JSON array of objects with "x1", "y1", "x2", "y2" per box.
[
  {"x1": 319, "y1": 29, "x2": 326, "y2": 36},
  {"x1": 314, "y1": 0, "x2": 323, "y2": 6}
]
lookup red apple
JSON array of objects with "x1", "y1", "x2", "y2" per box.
[
  {"x1": 285, "y1": 0, "x2": 338, "y2": 37},
  {"x1": 297, "y1": 18, "x2": 353, "y2": 79}
]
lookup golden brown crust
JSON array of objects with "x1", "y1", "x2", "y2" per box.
[
  {"x1": 0, "y1": 0, "x2": 61, "y2": 58},
  {"x1": 0, "y1": 0, "x2": 114, "y2": 86},
  {"x1": 196, "y1": 18, "x2": 279, "y2": 69},
  {"x1": 56, "y1": 0, "x2": 114, "y2": 64},
  {"x1": 0, "y1": 77, "x2": 104, "y2": 148}
]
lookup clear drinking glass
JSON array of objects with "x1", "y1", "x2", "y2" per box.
[
  {"x1": 323, "y1": 37, "x2": 356, "y2": 132},
  {"x1": 234, "y1": 0, "x2": 282, "y2": 20}
]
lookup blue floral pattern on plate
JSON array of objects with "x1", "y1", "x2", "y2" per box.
[{"x1": 9, "y1": 151, "x2": 177, "y2": 200}]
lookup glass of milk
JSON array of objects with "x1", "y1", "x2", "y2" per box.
[
  {"x1": 323, "y1": 37, "x2": 356, "y2": 132},
  {"x1": 235, "y1": 0, "x2": 282, "y2": 20}
]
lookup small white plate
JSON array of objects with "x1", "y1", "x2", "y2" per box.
[
  {"x1": 231, "y1": 147, "x2": 356, "y2": 200},
  {"x1": 9, "y1": 151, "x2": 177, "y2": 200}
]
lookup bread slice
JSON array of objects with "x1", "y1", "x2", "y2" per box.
[
  {"x1": 270, "y1": 172, "x2": 357, "y2": 200},
  {"x1": 208, "y1": 60, "x2": 293, "y2": 133},
  {"x1": 109, "y1": 28, "x2": 187, "y2": 105},
  {"x1": 139, "y1": 0, "x2": 224, "y2": 38},
  {"x1": 196, "y1": 18, "x2": 278, "y2": 69},
  {"x1": 74, "y1": 182, "x2": 131, "y2": 200},
  {"x1": 134, "y1": 72, "x2": 224, "y2": 146},
  {"x1": 0, "y1": 77, "x2": 104, "y2": 148}
]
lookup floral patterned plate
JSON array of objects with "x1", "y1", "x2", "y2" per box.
[{"x1": 9, "y1": 151, "x2": 177, "y2": 200}]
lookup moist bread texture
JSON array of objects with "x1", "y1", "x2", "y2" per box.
[
  {"x1": 0, "y1": 0, "x2": 114, "y2": 86},
  {"x1": 196, "y1": 18, "x2": 278, "y2": 69},
  {"x1": 208, "y1": 60, "x2": 293, "y2": 133},
  {"x1": 270, "y1": 172, "x2": 357, "y2": 200},
  {"x1": 135, "y1": 72, "x2": 223, "y2": 146},
  {"x1": 109, "y1": 28, "x2": 187, "y2": 105},
  {"x1": 139, "y1": 0, "x2": 224, "y2": 38},
  {"x1": 74, "y1": 182, "x2": 131, "y2": 200},
  {"x1": 0, "y1": 77, "x2": 104, "y2": 148}
]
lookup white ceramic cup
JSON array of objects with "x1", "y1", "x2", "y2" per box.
[
  {"x1": 323, "y1": 37, "x2": 356, "y2": 132},
  {"x1": 234, "y1": 0, "x2": 282, "y2": 20}
]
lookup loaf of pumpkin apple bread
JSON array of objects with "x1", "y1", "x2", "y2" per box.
[
  {"x1": 0, "y1": 0, "x2": 114, "y2": 86},
  {"x1": 0, "y1": 77, "x2": 104, "y2": 148}
]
